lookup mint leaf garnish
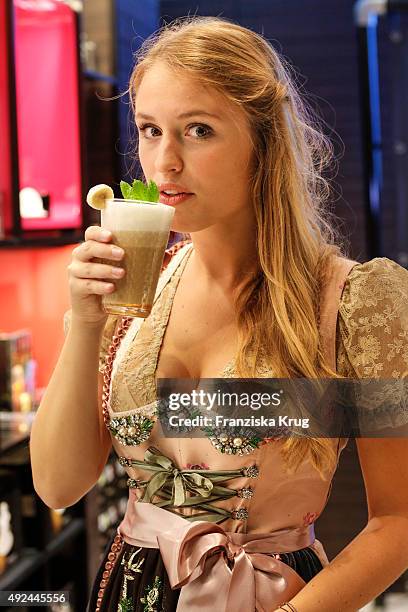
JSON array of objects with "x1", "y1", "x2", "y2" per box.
[
  {"x1": 120, "y1": 180, "x2": 132, "y2": 199},
  {"x1": 119, "y1": 179, "x2": 160, "y2": 203},
  {"x1": 131, "y1": 179, "x2": 145, "y2": 194},
  {"x1": 146, "y1": 179, "x2": 159, "y2": 202}
]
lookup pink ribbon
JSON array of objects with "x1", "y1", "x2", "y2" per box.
[{"x1": 118, "y1": 492, "x2": 313, "y2": 611}]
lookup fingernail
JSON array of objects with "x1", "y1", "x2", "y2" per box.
[
  {"x1": 101, "y1": 230, "x2": 111, "y2": 240},
  {"x1": 112, "y1": 247, "x2": 124, "y2": 258},
  {"x1": 112, "y1": 267, "x2": 124, "y2": 277}
]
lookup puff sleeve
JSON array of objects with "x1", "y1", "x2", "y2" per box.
[{"x1": 336, "y1": 257, "x2": 408, "y2": 431}]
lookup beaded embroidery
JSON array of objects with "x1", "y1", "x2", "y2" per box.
[
  {"x1": 117, "y1": 547, "x2": 145, "y2": 612},
  {"x1": 108, "y1": 414, "x2": 156, "y2": 446},
  {"x1": 231, "y1": 507, "x2": 249, "y2": 520},
  {"x1": 127, "y1": 477, "x2": 140, "y2": 489},
  {"x1": 237, "y1": 486, "x2": 254, "y2": 499},
  {"x1": 203, "y1": 426, "x2": 263, "y2": 456},
  {"x1": 242, "y1": 465, "x2": 260, "y2": 478},
  {"x1": 117, "y1": 599, "x2": 132, "y2": 612},
  {"x1": 140, "y1": 575, "x2": 163, "y2": 612}
]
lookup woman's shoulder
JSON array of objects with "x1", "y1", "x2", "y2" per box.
[
  {"x1": 336, "y1": 256, "x2": 408, "y2": 378},
  {"x1": 339, "y1": 256, "x2": 408, "y2": 311}
]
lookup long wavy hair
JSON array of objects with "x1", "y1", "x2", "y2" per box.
[{"x1": 128, "y1": 16, "x2": 350, "y2": 478}]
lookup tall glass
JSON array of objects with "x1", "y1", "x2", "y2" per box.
[{"x1": 100, "y1": 198, "x2": 175, "y2": 318}]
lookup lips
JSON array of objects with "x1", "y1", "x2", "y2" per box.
[
  {"x1": 158, "y1": 182, "x2": 193, "y2": 194},
  {"x1": 157, "y1": 182, "x2": 194, "y2": 205},
  {"x1": 161, "y1": 191, "x2": 189, "y2": 195},
  {"x1": 159, "y1": 192, "x2": 194, "y2": 205}
]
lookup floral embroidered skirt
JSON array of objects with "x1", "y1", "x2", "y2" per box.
[{"x1": 87, "y1": 530, "x2": 323, "y2": 612}]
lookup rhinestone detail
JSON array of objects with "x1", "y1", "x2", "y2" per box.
[
  {"x1": 118, "y1": 456, "x2": 132, "y2": 467},
  {"x1": 231, "y1": 507, "x2": 249, "y2": 520},
  {"x1": 127, "y1": 478, "x2": 140, "y2": 489},
  {"x1": 241, "y1": 465, "x2": 259, "y2": 478},
  {"x1": 205, "y1": 428, "x2": 262, "y2": 456},
  {"x1": 108, "y1": 414, "x2": 156, "y2": 447},
  {"x1": 237, "y1": 486, "x2": 254, "y2": 499}
]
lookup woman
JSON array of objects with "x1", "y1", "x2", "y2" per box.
[{"x1": 30, "y1": 16, "x2": 408, "y2": 612}]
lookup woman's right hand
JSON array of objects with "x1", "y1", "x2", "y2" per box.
[{"x1": 67, "y1": 226, "x2": 125, "y2": 326}]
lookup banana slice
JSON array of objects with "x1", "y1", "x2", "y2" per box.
[{"x1": 86, "y1": 184, "x2": 114, "y2": 210}]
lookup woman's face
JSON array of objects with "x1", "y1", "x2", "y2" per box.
[{"x1": 134, "y1": 62, "x2": 255, "y2": 233}]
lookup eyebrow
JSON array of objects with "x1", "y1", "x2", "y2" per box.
[{"x1": 135, "y1": 110, "x2": 222, "y2": 121}]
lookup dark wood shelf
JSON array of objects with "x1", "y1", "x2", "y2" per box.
[
  {"x1": 0, "y1": 519, "x2": 85, "y2": 590},
  {"x1": 0, "y1": 415, "x2": 35, "y2": 454},
  {"x1": 45, "y1": 518, "x2": 85, "y2": 557},
  {"x1": 0, "y1": 549, "x2": 43, "y2": 590},
  {"x1": 0, "y1": 430, "x2": 30, "y2": 455}
]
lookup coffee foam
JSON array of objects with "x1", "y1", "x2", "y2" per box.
[{"x1": 101, "y1": 200, "x2": 175, "y2": 232}]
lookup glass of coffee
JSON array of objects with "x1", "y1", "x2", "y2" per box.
[{"x1": 100, "y1": 198, "x2": 175, "y2": 318}]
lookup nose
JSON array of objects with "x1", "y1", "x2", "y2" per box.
[{"x1": 154, "y1": 134, "x2": 184, "y2": 174}]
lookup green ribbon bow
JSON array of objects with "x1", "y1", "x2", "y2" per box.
[{"x1": 140, "y1": 447, "x2": 215, "y2": 506}]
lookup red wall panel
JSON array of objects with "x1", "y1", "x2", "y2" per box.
[
  {"x1": 14, "y1": 0, "x2": 83, "y2": 230},
  {"x1": 0, "y1": 245, "x2": 76, "y2": 389}
]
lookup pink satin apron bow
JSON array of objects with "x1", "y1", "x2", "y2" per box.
[{"x1": 118, "y1": 492, "x2": 313, "y2": 611}]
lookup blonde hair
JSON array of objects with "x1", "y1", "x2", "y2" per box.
[{"x1": 128, "y1": 16, "x2": 349, "y2": 478}]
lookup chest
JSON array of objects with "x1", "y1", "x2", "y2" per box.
[{"x1": 155, "y1": 277, "x2": 239, "y2": 379}]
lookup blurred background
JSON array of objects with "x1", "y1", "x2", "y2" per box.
[{"x1": 0, "y1": 1, "x2": 407, "y2": 610}]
